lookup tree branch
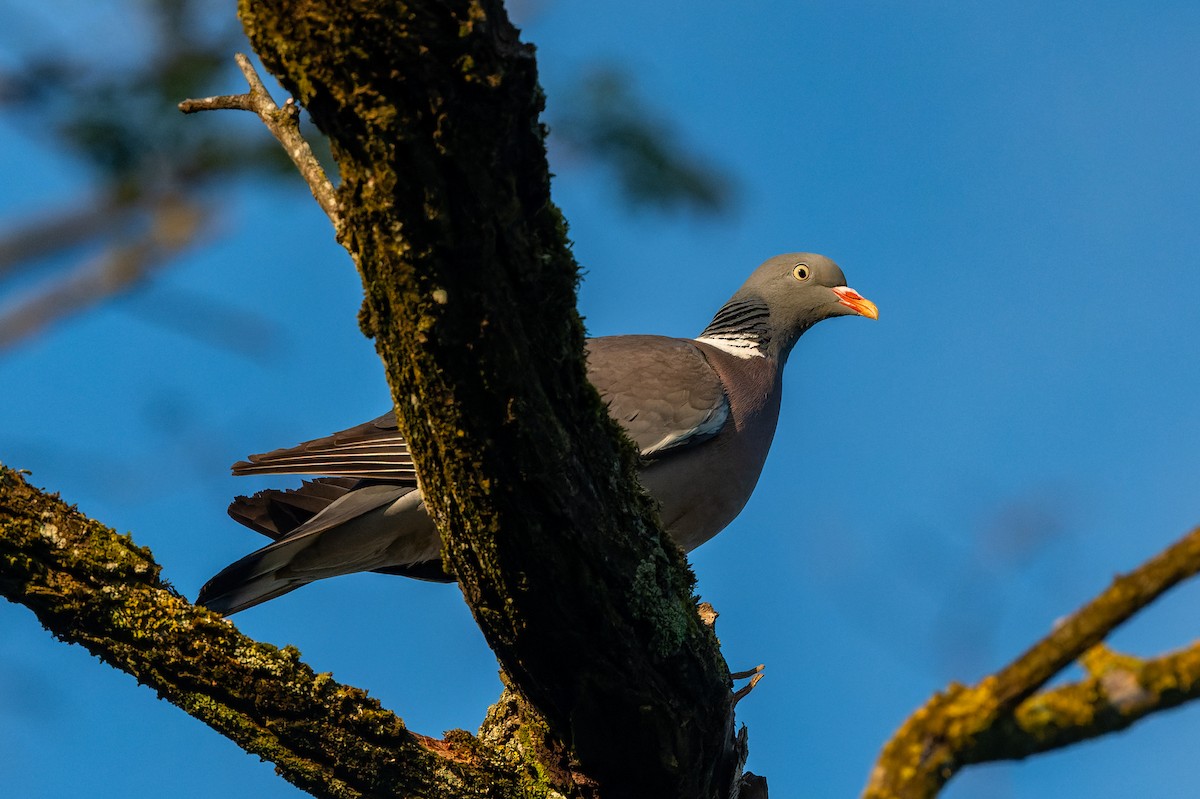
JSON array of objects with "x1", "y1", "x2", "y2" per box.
[
  {"x1": 0, "y1": 196, "x2": 132, "y2": 280},
  {"x1": 0, "y1": 465, "x2": 546, "y2": 799},
  {"x1": 990, "y1": 525, "x2": 1200, "y2": 709},
  {"x1": 971, "y1": 642, "x2": 1200, "y2": 762},
  {"x1": 179, "y1": 53, "x2": 340, "y2": 230},
  {"x1": 865, "y1": 524, "x2": 1200, "y2": 798},
  {"x1": 0, "y1": 196, "x2": 206, "y2": 350}
]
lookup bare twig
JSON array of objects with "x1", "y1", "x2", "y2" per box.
[
  {"x1": 730, "y1": 664, "x2": 764, "y2": 681},
  {"x1": 179, "y1": 53, "x2": 340, "y2": 229},
  {"x1": 865, "y1": 524, "x2": 1200, "y2": 799},
  {"x1": 732, "y1": 665, "x2": 765, "y2": 704}
]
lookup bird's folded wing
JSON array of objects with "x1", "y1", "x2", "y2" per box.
[
  {"x1": 586, "y1": 335, "x2": 730, "y2": 459},
  {"x1": 231, "y1": 411, "x2": 417, "y2": 480},
  {"x1": 231, "y1": 335, "x2": 728, "y2": 478}
]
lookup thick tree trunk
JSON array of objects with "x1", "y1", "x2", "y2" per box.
[{"x1": 238, "y1": 1, "x2": 745, "y2": 796}]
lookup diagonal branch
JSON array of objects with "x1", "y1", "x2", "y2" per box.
[
  {"x1": 988, "y1": 525, "x2": 1200, "y2": 710},
  {"x1": 865, "y1": 524, "x2": 1200, "y2": 798},
  {"x1": 969, "y1": 641, "x2": 1200, "y2": 763},
  {"x1": 179, "y1": 53, "x2": 340, "y2": 230},
  {"x1": 0, "y1": 465, "x2": 545, "y2": 799},
  {"x1": 0, "y1": 196, "x2": 207, "y2": 350}
]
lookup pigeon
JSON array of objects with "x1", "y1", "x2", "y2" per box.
[{"x1": 198, "y1": 253, "x2": 877, "y2": 614}]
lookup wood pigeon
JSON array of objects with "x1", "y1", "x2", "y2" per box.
[{"x1": 198, "y1": 253, "x2": 877, "y2": 614}]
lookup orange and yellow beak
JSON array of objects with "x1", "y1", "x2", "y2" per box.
[{"x1": 832, "y1": 286, "x2": 879, "y2": 320}]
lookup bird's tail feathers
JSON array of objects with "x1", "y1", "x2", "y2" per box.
[
  {"x1": 228, "y1": 478, "x2": 363, "y2": 538},
  {"x1": 197, "y1": 535, "x2": 315, "y2": 615},
  {"x1": 198, "y1": 572, "x2": 307, "y2": 616}
]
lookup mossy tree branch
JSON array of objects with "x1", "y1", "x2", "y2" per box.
[
  {"x1": 0, "y1": 465, "x2": 543, "y2": 799},
  {"x1": 974, "y1": 641, "x2": 1200, "y2": 762},
  {"x1": 866, "y1": 524, "x2": 1200, "y2": 798}
]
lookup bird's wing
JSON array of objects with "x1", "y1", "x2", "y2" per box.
[
  {"x1": 231, "y1": 336, "x2": 727, "y2": 478},
  {"x1": 231, "y1": 411, "x2": 416, "y2": 480},
  {"x1": 585, "y1": 335, "x2": 730, "y2": 459}
]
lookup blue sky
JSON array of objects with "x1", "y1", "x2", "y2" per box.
[{"x1": 3, "y1": 2, "x2": 1200, "y2": 797}]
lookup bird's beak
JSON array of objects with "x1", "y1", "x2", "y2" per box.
[{"x1": 832, "y1": 286, "x2": 879, "y2": 320}]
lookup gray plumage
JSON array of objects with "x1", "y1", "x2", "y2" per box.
[{"x1": 198, "y1": 253, "x2": 877, "y2": 614}]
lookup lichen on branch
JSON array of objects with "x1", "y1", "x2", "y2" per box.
[
  {"x1": 866, "y1": 524, "x2": 1200, "y2": 798},
  {"x1": 0, "y1": 465, "x2": 539, "y2": 799}
]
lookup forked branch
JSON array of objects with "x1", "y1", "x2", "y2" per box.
[
  {"x1": 866, "y1": 524, "x2": 1200, "y2": 798},
  {"x1": 179, "y1": 53, "x2": 340, "y2": 229}
]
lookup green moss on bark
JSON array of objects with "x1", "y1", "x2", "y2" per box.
[
  {"x1": 238, "y1": 1, "x2": 742, "y2": 796},
  {"x1": 0, "y1": 465, "x2": 543, "y2": 799}
]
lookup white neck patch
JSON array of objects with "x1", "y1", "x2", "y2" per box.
[{"x1": 694, "y1": 334, "x2": 767, "y2": 359}]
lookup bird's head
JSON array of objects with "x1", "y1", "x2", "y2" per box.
[
  {"x1": 737, "y1": 252, "x2": 876, "y2": 355},
  {"x1": 698, "y1": 252, "x2": 877, "y2": 360}
]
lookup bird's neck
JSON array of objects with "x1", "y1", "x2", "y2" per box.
[{"x1": 695, "y1": 296, "x2": 772, "y2": 360}]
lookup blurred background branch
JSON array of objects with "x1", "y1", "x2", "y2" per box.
[
  {"x1": 0, "y1": 0, "x2": 735, "y2": 354},
  {"x1": 0, "y1": 0, "x2": 296, "y2": 353},
  {"x1": 0, "y1": 194, "x2": 206, "y2": 347},
  {"x1": 551, "y1": 66, "x2": 735, "y2": 215}
]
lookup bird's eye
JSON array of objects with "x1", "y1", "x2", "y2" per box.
[{"x1": 792, "y1": 263, "x2": 811, "y2": 281}]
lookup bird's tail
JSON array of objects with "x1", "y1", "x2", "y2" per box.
[
  {"x1": 199, "y1": 482, "x2": 441, "y2": 614},
  {"x1": 201, "y1": 478, "x2": 390, "y2": 615},
  {"x1": 228, "y1": 477, "x2": 364, "y2": 539},
  {"x1": 196, "y1": 539, "x2": 312, "y2": 615}
]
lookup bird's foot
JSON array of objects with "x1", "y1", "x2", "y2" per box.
[{"x1": 732, "y1": 663, "x2": 765, "y2": 703}]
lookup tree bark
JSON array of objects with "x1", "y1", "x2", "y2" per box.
[
  {"x1": 0, "y1": 465, "x2": 532, "y2": 799},
  {"x1": 6, "y1": 3, "x2": 1200, "y2": 798},
  {"x1": 238, "y1": 0, "x2": 743, "y2": 796}
]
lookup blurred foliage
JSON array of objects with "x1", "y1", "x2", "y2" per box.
[
  {"x1": 0, "y1": 0, "x2": 314, "y2": 350},
  {"x1": 0, "y1": 0, "x2": 298, "y2": 197},
  {"x1": 0, "y1": 0, "x2": 735, "y2": 350},
  {"x1": 552, "y1": 67, "x2": 735, "y2": 215}
]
